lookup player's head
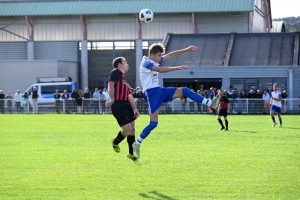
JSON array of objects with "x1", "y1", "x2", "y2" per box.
[
  {"x1": 273, "y1": 83, "x2": 278, "y2": 91},
  {"x1": 112, "y1": 57, "x2": 129, "y2": 72},
  {"x1": 148, "y1": 43, "x2": 165, "y2": 62}
]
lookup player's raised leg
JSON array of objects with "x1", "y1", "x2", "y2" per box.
[{"x1": 172, "y1": 87, "x2": 221, "y2": 109}]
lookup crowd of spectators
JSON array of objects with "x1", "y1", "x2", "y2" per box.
[
  {"x1": 0, "y1": 85, "x2": 295, "y2": 114},
  {"x1": 0, "y1": 87, "x2": 110, "y2": 114}
]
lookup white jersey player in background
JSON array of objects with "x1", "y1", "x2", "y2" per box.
[{"x1": 270, "y1": 83, "x2": 282, "y2": 127}]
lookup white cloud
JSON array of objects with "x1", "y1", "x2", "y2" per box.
[{"x1": 271, "y1": 0, "x2": 300, "y2": 19}]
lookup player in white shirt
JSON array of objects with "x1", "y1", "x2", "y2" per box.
[
  {"x1": 270, "y1": 83, "x2": 282, "y2": 127},
  {"x1": 132, "y1": 43, "x2": 222, "y2": 159}
]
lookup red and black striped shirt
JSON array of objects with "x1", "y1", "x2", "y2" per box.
[
  {"x1": 108, "y1": 68, "x2": 131, "y2": 101},
  {"x1": 219, "y1": 96, "x2": 229, "y2": 110}
]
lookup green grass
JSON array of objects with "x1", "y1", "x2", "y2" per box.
[{"x1": 0, "y1": 114, "x2": 299, "y2": 200}]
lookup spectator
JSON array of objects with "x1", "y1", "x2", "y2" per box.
[
  {"x1": 14, "y1": 90, "x2": 22, "y2": 113},
  {"x1": 83, "y1": 87, "x2": 92, "y2": 113},
  {"x1": 281, "y1": 90, "x2": 288, "y2": 113},
  {"x1": 227, "y1": 86, "x2": 233, "y2": 98},
  {"x1": 77, "y1": 90, "x2": 83, "y2": 113},
  {"x1": 240, "y1": 89, "x2": 247, "y2": 113},
  {"x1": 264, "y1": 87, "x2": 270, "y2": 94},
  {"x1": 71, "y1": 88, "x2": 79, "y2": 113},
  {"x1": 247, "y1": 90, "x2": 256, "y2": 113},
  {"x1": 100, "y1": 90, "x2": 106, "y2": 114},
  {"x1": 181, "y1": 96, "x2": 187, "y2": 113},
  {"x1": 92, "y1": 88, "x2": 100, "y2": 114},
  {"x1": 263, "y1": 90, "x2": 271, "y2": 113},
  {"x1": 5, "y1": 91, "x2": 13, "y2": 114},
  {"x1": 54, "y1": 90, "x2": 61, "y2": 114},
  {"x1": 22, "y1": 92, "x2": 29, "y2": 114},
  {"x1": 196, "y1": 90, "x2": 203, "y2": 113},
  {"x1": 61, "y1": 90, "x2": 70, "y2": 114},
  {"x1": 103, "y1": 88, "x2": 110, "y2": 100},
  {"x1": 0, "y1": 90, "x2": 5, "y2": 114},
  {"x1": 256, "y1": 89, "x2": 263, "y2": 113},
  {"x1": 203, "y1": 90, "x2": 209, "y2": 113},
  {"x1": 209, "y1": 87, "x2": 217, "y2": 115},
  {"x1": 102, "y1": 88, "x2": 110, "y2": 113},
  {"x1": 132, "y1": 87, "x2": 144, "y2": 113},
  {"x1": 187, "y1": 87, "x2": 195, "y2": 114},
  {"x1": 231, "y1": 90, "x2": 238, "y2": 113},
  {"x1": 133, "y1": 87, "x2": 140, "y2": 106},
  {"x1": 32, "y1": 87, "x2": 39, "y2": 114}
]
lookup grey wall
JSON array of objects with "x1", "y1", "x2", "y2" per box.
[
  {"x1": 0, "y1": 42, "x2": 27, "y2": 60},
  {"x1": 195, "y1": 12, "x2": 249, "y2": 33},
  {"x1": 0, "y1": 60, "x2": 78, "y2": 94}
]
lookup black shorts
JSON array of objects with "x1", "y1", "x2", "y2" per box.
[
  {"x1": 111, "y1": 101, "x2": 135, "y2": 126},
  {"x1": 218, "y1": 109, "x2": 228, "y2": 117}
]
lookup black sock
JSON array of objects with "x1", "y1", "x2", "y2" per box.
[
  {"x1": 218, "y1": 119, "x2": 224, "y2": 127},
  {"x1": 114, "y1": 131, "x2": 125, "y2": 145},
  {"x1": 225, "y1": 120, "x2": 228, "y2": 129},
  {"x1": 127, "y1": 135, "x2": 135, "y2": 155}
]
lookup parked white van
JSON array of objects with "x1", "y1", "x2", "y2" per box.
[{"x1": 25, "y1": 80, "x2": 77, "y2": 107}]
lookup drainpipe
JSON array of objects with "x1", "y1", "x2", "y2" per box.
[{"x1": 264, "y1": 0, "x2": 271, "y2": 32}]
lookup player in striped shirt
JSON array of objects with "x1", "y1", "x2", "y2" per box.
[
  {"x1": 106, "y1": 57, "x2": 141, "y2": 165},
  {"x1": 217, "y1": 90, "x2": 230, "y2": 131}
]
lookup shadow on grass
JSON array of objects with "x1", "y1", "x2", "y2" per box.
[
  {"x1": 282, "y1": 127, "x2": 300, "y2": 130},
  {"x1": 138, "y1": 190, "x2": 177, "y2": 200},
  {"x1": 229, "y1": 130, "x2": 257, "y2": 133}
]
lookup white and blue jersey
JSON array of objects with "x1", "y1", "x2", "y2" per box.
[
  {"x1": 270, "y1": 91, "x2": 282, "y2": 113},
  {"x1": 139, "y1": 56, "x2": 176, "y2": 114},
  {"x1": 140, "y1": 56, "x2": 163, "y2": 92}
]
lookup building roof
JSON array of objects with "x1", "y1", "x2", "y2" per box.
[
  {"x1": 162, "y1": 33, "x2": 299, "y2": 67},
  {"x1": 272, "y1": 21, "x2": 286, "y2": 33},
  {"x1": 0, "y1": 0, "x2": 255, "y2": 16}
]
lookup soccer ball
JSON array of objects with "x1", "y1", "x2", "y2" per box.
[{"x1": 139, "y1": 9, "x2": 154, "y2": 23}]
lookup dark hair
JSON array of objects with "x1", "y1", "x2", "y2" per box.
[
  {"x1": 112, "y1": 57, "x2": 125, "y2": 68},
  {"x1": 149, "y1": 43, "x2": 165, "y2": 56}
]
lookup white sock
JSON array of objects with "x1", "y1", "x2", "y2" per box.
[
  {"x1": 202, "y1": 98, "x2": 212, "y2": 106},
  {"x1": 136, "y1": 137, "x2": 143, "y2": 145}
]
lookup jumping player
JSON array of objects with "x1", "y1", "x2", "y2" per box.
[
  {"x1": 106, "y1": 57, "x2": 141, "y2": 165},
  {"x1": 132, "y1": 43, "x2": 222, "y2": 159},
  {"x1": 270, "y1": 83, "x2": 282, "y2": 127}
]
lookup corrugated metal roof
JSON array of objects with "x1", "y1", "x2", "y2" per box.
[
  {"x1": 272, "y1": 21, "x2": 286, "y2": 32},
  {"x1": 162, "y1": 33, "x2": 296, "y2": 67},
  {"x1": 0, "y1": 0, "x2": 255, "y2": 16}
]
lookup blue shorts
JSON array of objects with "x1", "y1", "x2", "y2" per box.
[
  {"x1": 270, "y1": 105, "x2": 281, "y2": 114},
  {"x1": 144, "y1": 87, "x2": 177, "y2": 115}
]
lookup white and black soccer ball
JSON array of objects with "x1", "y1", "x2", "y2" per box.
[{"x1": 139, "y1": 9, "x2": 154, "y2": 23}]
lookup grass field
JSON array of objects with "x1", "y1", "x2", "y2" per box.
[{"x1": 0, "y1": 114, "x2": 299, "y2": 200}]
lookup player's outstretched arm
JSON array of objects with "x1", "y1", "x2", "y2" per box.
[
  {"x1": 163, "y1": 45, "x2": 198, "y2": 61},
  {"x1": 152, "y1": 65, "x2": 189, "y2": 73}
]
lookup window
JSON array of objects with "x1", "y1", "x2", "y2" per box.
[
  {"x1": 41, "y1": 85, "x2": 72, "y2": 94},
  {"x1": 230, "y1": 78, "x2": 287, "y2": 94}
]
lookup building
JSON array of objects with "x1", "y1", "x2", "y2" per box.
[
  {"x1": 160, "y1": 32, "x2": 300, "y2": 112},
  {"x1": 0, "y1": 0, "x2": 272, "y2": 94}
]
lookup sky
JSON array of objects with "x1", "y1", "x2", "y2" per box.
[{"x1": 271, "y1": 0, "x2": 300, "y2": 19}]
